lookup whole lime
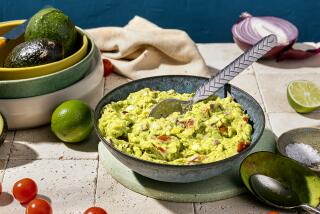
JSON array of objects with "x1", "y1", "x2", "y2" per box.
[
  {"x1": 51, "y1": 100, "x2": 93, "y2": 143},
  {"x1": 25, "y1": 7, "x2": 77, "y2": 56}
]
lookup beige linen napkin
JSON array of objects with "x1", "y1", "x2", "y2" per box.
[{"x1": 86, "y1": 16, "x2": 210, "y2": 79}]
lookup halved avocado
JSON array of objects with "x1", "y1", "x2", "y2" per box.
[
  {"x1": 4, "y1": 38, "x2": 63, "y2": 68},
  {"x1": 0, "y1": 112, "x2": 7, "y2": 145},
  {"x1": 240, "y1": 151, "x2": 320, "y2": 207}
]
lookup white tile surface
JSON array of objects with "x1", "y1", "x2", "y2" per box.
[
  {"x1": 0, "y1": 159, "x2": 97, "y2": 214},
  {"x1": 198, "y1": 43, "x2": 254, "y2": 75},
  {"x1": 0, "y1": 159, "x2": 7, "y2": 181},
  {"x1": 95, "y1": 162, "x2": 194, "y2": 214},
  {"x1": 195, "y1": 194, "x2": 295, "y2": 214},
  {"x1": 255, "y1": 70, "x2": 320, "y2": 113},
  {"x1": 11, "y1": 126, "x2": 98, "y2": 160},
  {"x1": 269, "y1": 112, "x2": 320, "y2": 137}
]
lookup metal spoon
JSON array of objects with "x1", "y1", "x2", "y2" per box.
[
  {"x1": 250, "y1": 174, "x2": 320, "y2": 213},
  {"x1": 149, "y1": 34, "x2": 278, "y2": 118}
]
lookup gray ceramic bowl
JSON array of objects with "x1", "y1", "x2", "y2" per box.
[
  {"x1": 277, "y1": 127, "x2": 320, "y2": 173},
  {"x1": 94, "y1": 76, "x2": 265, "y2": 183},
  {"x1": 0, "y1": 27, "x2": 94, "y2": 98}
]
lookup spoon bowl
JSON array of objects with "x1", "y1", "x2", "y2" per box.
[{"x1": 249, "y1": 173, "x2": 320, "y2": 213}]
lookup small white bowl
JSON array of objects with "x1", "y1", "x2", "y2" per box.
[{"x1": 0, "y1": 47, "x2": 104, "y2": 129}]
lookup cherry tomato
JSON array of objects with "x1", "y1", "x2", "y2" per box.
[
  {"x1": 267, "y1": 211, "x2": 279, "y2": 214},
  {"x1": 26, "y1": 198, "x2": 52, "y2": 214},
  {"x1": 237, "y1": 141, "x2": 249, "y2": 152},
  {"x1": 84, "y1": 206, "x2": 108, "y2": 214},
  {"x1": 157, "y1": 135, "x2": 170, "y2": 141},
  {"x1": 12, "y1": 178, "x2": 37, "y2": 203},
  {"x1": 102, "y1": 59, "x2": 113, "y2": 77}
]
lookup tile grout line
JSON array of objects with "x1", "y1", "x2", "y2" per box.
[
  {"x1": 93, "y1": 150, "x2": 100, "y2": 205},
  {"x1": 192, "y1": 202, "x2": 197, "y2": 214},
  {"x1": 251, "y1": 65, "x2": 275, "y2": 131},
  {"x1": 1, "y1": 130, "x2": 17, "y2": 182}
]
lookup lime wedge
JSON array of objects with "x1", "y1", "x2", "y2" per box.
[{"x1": 287, "y1": 80, "x2": 320, "y2": 113}]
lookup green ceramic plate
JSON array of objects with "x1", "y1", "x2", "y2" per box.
[
  {"x1": 0, "y1": 27, "x2": 94, "y2": 99},
  {"x1": 240, "y1": 151, "x2": 320, "y2": 207}
]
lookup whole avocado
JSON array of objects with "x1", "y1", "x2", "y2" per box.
[
  {"x1": 4, "y1": 39, "x2": 63, "y2": 68},
  {"x1": 25, "y1": 7, "x2": 77, "y2": 56}
]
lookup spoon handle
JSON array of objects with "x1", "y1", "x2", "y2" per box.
[
  {"x1": 300, "y1": 204, "x2": 320, "y2": 214},
  {"x1": 192, "y1": 34, "x2": 277, "y2": 103}
]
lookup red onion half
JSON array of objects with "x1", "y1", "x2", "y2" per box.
[{"x1": 232, "y1": 12, "x2": 319, "y2": 61}]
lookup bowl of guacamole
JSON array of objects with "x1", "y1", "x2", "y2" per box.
[{"x1": 94, "y1": 75, "x2": 265, "y2": 183}]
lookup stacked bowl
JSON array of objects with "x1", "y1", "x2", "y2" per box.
[{"x1": 0, "y1": 20, "x2": 104, "y2": 129}]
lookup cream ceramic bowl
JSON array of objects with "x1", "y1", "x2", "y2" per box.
[{"x1": 0, "y1": 46, "x2": 104, "y2": 129}]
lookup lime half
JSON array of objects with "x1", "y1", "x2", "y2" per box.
[{"x1": 287, "y1": 80, "x2": 320, "y2": 113}]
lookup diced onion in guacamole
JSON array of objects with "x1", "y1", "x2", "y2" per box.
[{"x1": 98, "y1": 88, "x2": 252, "y2": 165}]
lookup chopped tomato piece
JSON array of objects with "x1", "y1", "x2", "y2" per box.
[
  {"x1": 237, "y1": 141, "x2": 249, "y2": 152},
  {"x1": 219, "y1": 125, "x2": 228, "y2": 134},
  {"x1": 153, "y1": 143, "x2": 167, "y2": 153},
  {"x1": 157, "y1": 135, "x2": 170, "y2": 141},
  {"x1": 243, "y1": 116, "x2": 249, "y2": 123},
  {"x1": 103, "y1": 59, "x2": 113, "y2": 77}
]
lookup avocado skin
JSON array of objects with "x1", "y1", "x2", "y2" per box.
[
  {"x1": 25, "y1": 8, "x2": 77, "y2": 56},
  {"x1": 4, "y1": 39, "x2": 63, "y2": 68},
  {"x1": 0, "y1": 113, "x2": 7, "y2": 145}
]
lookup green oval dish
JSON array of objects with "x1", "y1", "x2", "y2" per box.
[
  {"x1": 240, "y1": 151, "x2": 320, "y2": 208},
  {"x1": 0, "y1": 27, "x2": 94, "y2": 98}
]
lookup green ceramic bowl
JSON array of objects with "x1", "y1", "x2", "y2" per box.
[
  {"x1": 277, "y1": 127, "x2": 320, "y2": 173},
  {"x1": 0, "y1": 27, "x2": 95, "y2": 99}
]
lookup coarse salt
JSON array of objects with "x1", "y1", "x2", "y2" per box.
[{"x1": 285, "y1": 143, "x2": 320, "y2": 166}]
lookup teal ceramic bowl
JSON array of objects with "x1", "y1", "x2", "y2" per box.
[
  {"x1": 0, "y1": 27, "x2": 94, "y2": 98},
  {"x1": 94, "y1": 76, "x2": 266, "y2": 183}
]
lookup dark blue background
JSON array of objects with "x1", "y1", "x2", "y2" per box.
[{"x1": 1, "y1": 0, "x2": 319, "y2": 42}]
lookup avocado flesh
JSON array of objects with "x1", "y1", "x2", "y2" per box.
[{"x1": 4, "y1": 38, "x2": 63, "y2": 68}]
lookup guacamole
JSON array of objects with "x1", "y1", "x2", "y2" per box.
[{"x1": 98, "y1": 88, "x2": 252, "y2": 165}]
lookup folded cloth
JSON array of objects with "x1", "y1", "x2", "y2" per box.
[{"x1": 86, "y1": 16, "x2": 210, "y2": 80}]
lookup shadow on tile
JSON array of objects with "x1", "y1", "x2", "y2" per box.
[
  {"x1": 0, "y1": 192, "x2": 14, "y2": 206},
  {"x1": 299, "y1": 111, "x2": 320, "y2": 120},
  {"x1": 6, "y1": 142, "x2": 37, "y2": 168},
  {"x1": 37, "y1": 194, "x2": 52, "y2": 204},
  {"x1": 257, "y1": 43, "x2": 320, "y2": 69},
  {"x1": 156, "y1": 199, "x2": 194, "y2": 214},
  {"x1": 64, "y1": 131, "x2": 99, "y2": 152}
]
